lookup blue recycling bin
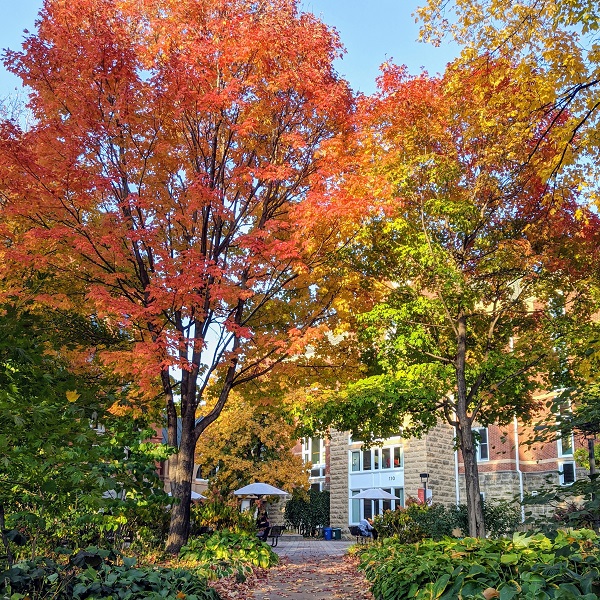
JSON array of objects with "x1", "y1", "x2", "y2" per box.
[{"x1": 323, "y1": 527, "x2": 333, "y2": 540}]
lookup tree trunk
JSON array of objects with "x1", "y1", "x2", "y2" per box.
[
  {"x1": 165, "y1": 415, "x2": 196, "y2": 555},
  {"x1": 456, "y1": 312, "x2": 486, "y2": 538},
  {"x1": 0, "y1": 502, "x2": 15, "y2": 567},
  {"x1": 457, "y1": 420, "x2": 486, "y2": 537}
]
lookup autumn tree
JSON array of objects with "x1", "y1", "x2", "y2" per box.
[
  {"x1": 304, "y1": 61, "x2": 599, "y2": 537},
  {"x1": 418, "y1": 0, "x2": 600, "y2": 181},
  {"x1": 194, "y1": 389, "x2": 308, "y2": 495},
  {"x1": 0, "y1": 0, "x2": 352, "y2": 553}
]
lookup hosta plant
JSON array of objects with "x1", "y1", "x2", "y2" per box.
[
  {"x1": 180, "y1": 530, "x2": 278, "y2": 580},
  {"x1": 358, "y1": 529, "x2": 600, "y2": 600}
]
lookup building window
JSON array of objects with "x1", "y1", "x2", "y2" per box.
[
  {"x1": 311, "y1": 437, "x2": 322, "y2": 465},
  {"x1": 381, "y1": 448, "x2": 391, "y2": 469},
  {"x1": 303, "y1": 437, "x2": 326, "y2": 488},
  {"x1": 382, "y1": 487, "x2": 405, "y2": 511},
  {"x1": 350, "y1": 488, "x2": 404, "y2": 524},
  {"x1": 350, "y1": 445, "x2": 404, "y2": 472},
  {"x1": 394, "y1": 446, "x2": 403, "y2": 468},
  {"x1": 559, "y1": 461, "x2": 576, "y2": 485},
  {"x1": 362, "y1": 449, "x2": 372, "y2": 470},
  {"x1": 303, "y1": 437, "x2": 324, "y2": 466},
  {"x1": 351, "y1": 490, "x2": 361, "y2": 523},
  {"x1": 474, "y1": 427, "x2": 489, "y2": 462},
  {"x1": 557, "y1": 433, "x2": 573, "y2": 457}
]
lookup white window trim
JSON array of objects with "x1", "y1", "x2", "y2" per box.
[
  {"x1": 348, "y1": 444, "x2": 404, "y2": 473},
  {"x1": 349, "y1": 487, "x2": 405, "y2": 524},
  {"x1": 559, "y1": 461, "x2": 576, "y2": 486},
  {"x1": 557, "y1": 433, "x2": 574, "y2": 457},
  {"x1": 302, "y1": 437, "x2": 325, "y2": 467},
  {"x1": 474, "y1": 427, "x2": 489, "y2": 462}
]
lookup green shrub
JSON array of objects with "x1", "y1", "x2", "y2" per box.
[
  {"x1": 191, "y1": 494, "x2": 255, "y2": 535},
  {"x1": 372, "y1": 500, "x2": 520, "y2": 542},
  {"x1": 180, "y1": 530, "x2": 278, "y2": 579},
  {"x1": 523, "y1": 476, "x2": 600, "y2": 533},
  {"x1": 0, "y1": 547, "x2": 220, "y2": 600},
  {"x1": 372, "y1": 506, "x2": 425, "y2": 543},
  {"x1": 284, "y1": 488, "x2": 329, "y2": 536},
  {"x1": 358, "y1": 529, "x2": 600, "y2": 600}
]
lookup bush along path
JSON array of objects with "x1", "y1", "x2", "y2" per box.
[
  {"x1": 357, "y1": 529, "x2": 600, "y2": 600},
  {"x1": 246, "y1": 555, "x2": 372, "y2": 600}
]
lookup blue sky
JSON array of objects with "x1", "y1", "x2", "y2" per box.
[{"x1": 0, "y1": 0, "x2": 456, "y2": 97}]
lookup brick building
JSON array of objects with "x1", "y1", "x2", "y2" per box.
[{"x1": 297, "y1": 415, "x2": 587, "y2": 531}]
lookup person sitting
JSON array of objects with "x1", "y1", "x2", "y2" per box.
[
  {"x1": 256, "y1": 511, "x2": 270, "y2": 542},
  {"x1": 359, "y1": 517, "x2": 378, "y2": 540}
]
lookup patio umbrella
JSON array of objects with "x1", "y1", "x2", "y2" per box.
[
  {"x1": 167, "y1": 490, "x2": 206, "y2": 500},
  {"x1": 233, "y1": 482, "x2": 288, "y2": 497},
  {"x1": 352, "y1": 488, "x2": 396, "y2": 500}
]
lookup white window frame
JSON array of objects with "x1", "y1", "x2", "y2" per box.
[
  {"x1": 348, "y1": 444, "x2": 404, "y2": 473},
  {"x1": 349, "y1": 487, "x2": 404, "y2": 524},
  {"x1": 302, "y1": 437, "x2": 325, "y2": 466},
  {"x1": 303, "y1": 437, "x2": 326, "y2": 488},
  {"x1": 474, "y1": 427, "x2": 489, "y2": 462},
  {"x1": 350, "y1": 450, "x2": 361, "y2": 472},
  {"x1": 559, "y1": 461, "x2": 576, "y2": 486},
  {"x1": 557, "y1": 433, "x2": 574, "y2": 457}
]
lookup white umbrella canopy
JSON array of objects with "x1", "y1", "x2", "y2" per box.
[
  {"x1": 233, "y1": 482, "x2": 288, "y2": 497},
  {"x1": 352, "y1": 488, "x2": 396, "y2": 500},
  {"x1": 167, "y1": 491, "x2": 206, "y2": 500}
]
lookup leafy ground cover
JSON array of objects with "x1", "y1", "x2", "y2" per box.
[
  {"x1": 2, "y1": 531, "x2": 277, "y2": 600},
  {"x1": 179, "y1": 530, "x2": 278, "y2": 580},
  {"x1": 357, "y1": 529, "x2": 600, "y2": 599},
  {"x1": 1, "y1": 547, "x2": 220, "y2": 600}
]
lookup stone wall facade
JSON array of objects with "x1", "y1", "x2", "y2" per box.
[
  {"x1": 425, "y1": 421, "x2": 457, "y2": 506},
  {"x1": 304, "y1": 418, "x2": 588, "y2": 531},
  {"x1": 329, "y1": 429, "x2": 350, "y2": 530},
  {"x1": 403, "y1": 421, "x2": 457, "y2": 505}
]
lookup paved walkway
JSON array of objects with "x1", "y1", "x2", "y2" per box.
[
  {"x1": 247, "y1": 538, "x2": 372, "y2": 600},
  {"x1": 271, "y1": 537, "x2": 354, "y2": 562}
]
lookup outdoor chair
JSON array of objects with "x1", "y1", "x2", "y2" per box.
[
  {"x1": 267, "y1": 525, "x2": 285, "y2": 547},
  {"x1": 349, "y1": 525, "x2": 371, "y2": 543}
]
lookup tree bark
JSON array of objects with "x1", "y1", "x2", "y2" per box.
[
  {"x1": 165, "y1": 411, "x2": 197, "y2": 554},
  {"x1": 0, "y1": 503, "x2": 15, "y2": 567},
  {"x1": 456, "y1": 313, "x2": 486, "y2": 538},
  {"x1": 457, "y1": 418, "x2": 486, "y2": 537}
]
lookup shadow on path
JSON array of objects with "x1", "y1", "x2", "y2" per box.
[{"x1": 248, "y1": 540, "x2": 372, "y2": 600}]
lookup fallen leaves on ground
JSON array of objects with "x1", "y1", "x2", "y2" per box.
[
  {"x1": 209, "y1": 567, "x2": 270, "y2": 600},
  {"x1": 228, "y1": 554, "x2": 374, "y2": 600}
]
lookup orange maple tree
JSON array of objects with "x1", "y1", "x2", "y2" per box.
[{"x1": 0, "y1": 0, "x2": 352, "y2": 552}]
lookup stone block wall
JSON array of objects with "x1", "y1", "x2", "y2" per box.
[
  {"x1": 328, "y1": 429, "x2": 350, "y2": 530},
  {"x1": 403, "y1": 435, "x2": 428, "y2": 501},
  {"x1": 404, "y1": 421, "x2": 457, "y2": 506},
  {"x1": 425, "y1": 421, "x2": 457, "y2": 506}
]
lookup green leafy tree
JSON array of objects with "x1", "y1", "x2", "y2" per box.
[
  {"x1": 303, "y1": 62, "x2": 598, "y2": 537},
  {"x1": 0, "y1": 305, "x2": 171, "y2": 564}
]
